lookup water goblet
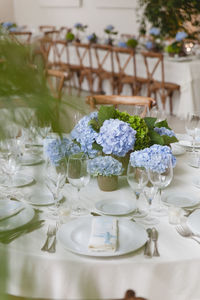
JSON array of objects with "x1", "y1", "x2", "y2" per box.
[
  {"x1": 185, "y1": 112, "x2": 200, "y2": 153},
  {"x1": 148, "y1": 155, "x2": 173, "y2": 216},
  {"x1": 67, "y1": 153, "x2": 90, "y2": 216},
  {"x1": 45, "y1": 158, "x2": 67, "y2": 220},
  {"x1": 143, "y1": 185, "x2": 159, "y2": 225},
  {"x1": 127, "y1": 162, "x2": 148, "y2": 215}
]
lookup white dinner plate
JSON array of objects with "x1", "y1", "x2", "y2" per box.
[
  {"x1": 162, "y1": 191, "x2": 200, "y2": 208},
  {"x1": 27, "y1": 189, "x2": 63, "y2": 206},
  {"x1": 95, "y1": 198, "x2": 136, "y2": 216},
  {"x1": 20, "y1": 154, "x2": 44, "y2": 166},
  {"x1": 0, "y1": 204, "x2": 35, "y2": 231},
  {"x1": 0, "y1": 173, "x2": 34, "y2": 188},
  {"x1": 58, "y1": 217, "x2": 148, "y2": 257},
  {"x1": 187, "y1": 209, "x2": 200, "y2": 235},
  {"x1": 0, "y1": 199, "x2": 24, "y2": 220}
]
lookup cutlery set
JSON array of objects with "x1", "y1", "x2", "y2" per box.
[
  {"x1": 144, "y1": 227, "x2": 160, "y2": 257},
  {"x1": 176, "y1": 223, "x2": 200, "y2": 244},
  {"x1": 41, "y1": 223, "x2": 58, "y2": 253}
]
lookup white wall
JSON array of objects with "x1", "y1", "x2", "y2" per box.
[
  {"x1": 13, "y1": 0, "x2": 140, "y2": 37},
  {"x1": 0, "y1": 0, "x2": 14, "y2": 22}
]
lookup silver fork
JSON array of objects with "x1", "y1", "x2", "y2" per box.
[
  {"x1": 41, "y1": 224, "x2": 56, "y2": 251},
  {"x1": 176, "y1": 224, "x2": 200, "y2": 244}
]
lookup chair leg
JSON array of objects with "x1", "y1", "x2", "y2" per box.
[{"x1": 169, "y1": 91, "x2": 173, "y2": 115}]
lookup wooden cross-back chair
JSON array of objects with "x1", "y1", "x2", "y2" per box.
[
  {"x1": 112, "y1": 47, "x2": 145, "y2": 95},
  {"x1": 44, "y1": 30, "x2": 61, "y2": 41},
  {"x1": 46, "y1": 69, "x2": 67, "y2": 99},
  {"x1": 123, "y1": 289, "x2": 147, "y2": 300},
  {"x1": 39, "y1": 25, "x2": 56, "y2": 32},
  {"x1": 86, "y1": 95, "x2": 156, "y2": 117},
  {"x1": 92, "y1": 44, "x2": 117, "y2": 94},
  {"x1": 47, "y1": 40, "x2": 72, "y2": 94},
  {"x1": 74, "y1": 42, "x2": 97, "y2": 95},
  {"x1": 9, "y1": 31, "x2": 32, "y2": 44},
  {"x1": 33, "y1": 37, "x2": 52, "y2": 69},
  {"x1": 141, "y1": 51, "x2": 180, "y2": 114}
]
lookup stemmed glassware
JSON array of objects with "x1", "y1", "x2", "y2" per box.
[
  {"x1": 45, "y1": 158, "x2": 67, "y2": 220},
  {"x1": 127, "y1": 162, "x2": 148, "y2": 215},
  {"x1": 148, "y1": 155, "x2": 173, "y2": 216},
  {"x1": 67, "y1": 153, "x2": 90, "y2": 216},
  {"x1": 143, "y1": 186, "x2": 160, "y2": 224},
  {"x1": 185, "y1": 112, "x2": 200, "y2": 153}
]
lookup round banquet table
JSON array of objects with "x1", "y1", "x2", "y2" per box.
[{"x1": 1, "y1": 152, "x2": 200, "y2": 300}]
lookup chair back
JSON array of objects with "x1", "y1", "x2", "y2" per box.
[
  {"x1": 123, "y1": 289, "x2": 147, "y2": 300},
  {"x1": 49, "y1": 40, "x2": 69, "y2": 69},
  {"x1": 140, "y1": 51, "x2": 165, "y2": 96},
  {"x1": 34, "y1": 37, "x2": 52, "y2": 68},
  {"x1": 44, "y1": 30, "x2": 61, "y2": 41},
  {"x1": 74, "y1": 42, "x2": 93, "y2": 69},
  {"x1": 9, "y1": 31, "x2": 32, "y2": 44},
  {"x1": 46, "y1": 69, "x2": 65, "y2": 99},
  {"x1": 39, "y1": 25, "x2": 56, "y2": 32},
  {"x1": 86, "y1": 95, "x2": 155, "y2": 117},
  {"x1": 92, "y1": 44, "x2": 114, "y2": 73}
]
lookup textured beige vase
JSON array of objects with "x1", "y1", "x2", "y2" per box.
[{"x1": 97, "y1": 175, "x2": 118, "y2": 192}]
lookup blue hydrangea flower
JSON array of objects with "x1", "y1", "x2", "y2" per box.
[
  {"x1": 87, "y1": 156, "x2": 123, "y2": 176},
  {"x1": 74, "y1": 22, "x2": 83, "y2": 29},
  {"x1": 106, "y1": 25, "x2": 114, "y2": 31},
  {"x1": 87, "y1": 34, "x2": 95, "y2": 41},
  {"x1": 175, "y1": 31, "x2": 188, "y2": 42},
  {"x1": 146, "y1": 41, "x2": 153, "y2": 50},
  {"x1": 70, "y1": 112, "x2": 99, "y2": 158},
  {"x1": 154, "y1": 127, "x2": 176, "y2": 137},
  {"x1": 2, "y1": 22, "x2": 14, "y2": 28},
  {"x1": 45, "y1": 138, "x2": 81, "y2": 166},
  {"x1": 118, "y1": 41, "x2": 127, "y2": 48},
  {"x1": 130, "y1": 144, "x2": 176, "y2": 173},
  {"x1": 96, "y1": 119, "x2": 136, "y2": 157},
  {"x1": 149, "y1": 27, "x2": 160, "y2": 36}
]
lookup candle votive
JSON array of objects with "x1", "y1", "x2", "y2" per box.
[{"x1": 168, "y1": 205, "x2": 183, "y2": 225}]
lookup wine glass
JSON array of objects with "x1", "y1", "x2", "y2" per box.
[
  {"x1": 127, "y1": 162, "x2": 148, "y2": 215},
  {"x1": 185, "y1": 112, "x2": 200, "y2": 153},
  {"x1": 143, "y1": 185, "x2": 160, "y2": 225},
  {"x1": 67, "y1": 153, "x2": 90, "y2": 216},
  {"x1": 148, "y1": 155, "x2": 173, "y2": 216},
  {"x1": 45, "y1": 158, "x2": 67, "y2": 220}
]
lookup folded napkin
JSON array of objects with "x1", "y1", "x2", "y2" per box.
[{"x1": 88, "y1": 217, "x2": 118, "y2": 252}]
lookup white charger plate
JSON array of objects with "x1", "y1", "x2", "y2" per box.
[
  {"x1": 0, "y1": 204, "x2": 35, "y2": 231},
  {"x1": 162, "y1": 191, "x2": 200, "y2": 208},
  {"x1": 58, "y1": 217, "x2": 147, "y2": 257},
  {"x1": 0, "y1": 173, "x2": 34, "y2": 188},
  {"x1": 187, "y1": 209, "x2": 200, "y2": 235},
  {"x1": 95, "y1": 198, "x2": 136, "y2": 216},
  {"x1": 0, "y1": 199, "x2": 24, "y2": 220}
]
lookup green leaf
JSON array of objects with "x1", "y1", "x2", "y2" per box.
[
  {"x1": 162, "y1": 135, "x2": 178, "y2": 145},
  {"x1": 155, "y1": 119, "x2": 171, "y2": 129},
  {"x1": 148, "y1": 130, "x2": 164, "y2": 145},
  {"x1": 98, "y1": 105, "x2": 116, "y2": 126},
  {"x1": 144, "y1": 117, "x2": 157, "y2": 129},
  {"x1": 88, "y1": 119, "x2": 100, "y2": 132},
  {"x1": 92, "y1": 142, "x2": 103, "y2": 152}
]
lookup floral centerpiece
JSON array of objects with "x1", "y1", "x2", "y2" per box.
[
  {"x1": 87, "y1": 33, "x2": 98, "y2": 44},
  {"x1": 104, "y1": 25, "x2": 118, "y2": 46},
  {"x1": 165, "y1": 31, "x2": 192, "y2": 57},
  {"x1": 87, "y1": 156, "x2": 123, "y2": 191},
  {"x1": 74, "y1": 22, "x2": 88, "y2": 43},
  {"x1": 0, "y1": 22, "x2": 17, "y2": 33},
  {"x1": 145, "y1": 27, "x2": 164, "y2": 52},
  {"x1": 70, "y1": 106, "x2": 178, "y2": 180}
]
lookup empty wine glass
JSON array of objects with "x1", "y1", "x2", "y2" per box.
[
  {"x1": 67, "y1": 153, "x2": 90, "y2": 216},
  {"x1": 127, "y1": 162, "x2": 148, "y2": 215},
  {"x1": 148, "y1": 155, "x2": 173, "y2": 216},
  {"x1": 185, "y1": 112, "x2": 200, "y2": 153},
  {"x1": 45, "y1": 158, "x2": 67, "y2": 219},
  {"x1": 143, "y1": 185, "x2": 159, "y2": 225}
]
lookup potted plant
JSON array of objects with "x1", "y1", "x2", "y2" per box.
[
  {"x1": 87, "y1": 156, "x2": 123, "y2": 191},
  {"x1": 104, "y1": 25, "x2": 118, "y2": 46},
  {"x1": 74, "y1": 22, "x2": 88, "y2": 43}
]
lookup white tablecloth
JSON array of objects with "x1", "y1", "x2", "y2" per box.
[{"x1": 1, "y1": 151, "x2": 200, "y2": 300}]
